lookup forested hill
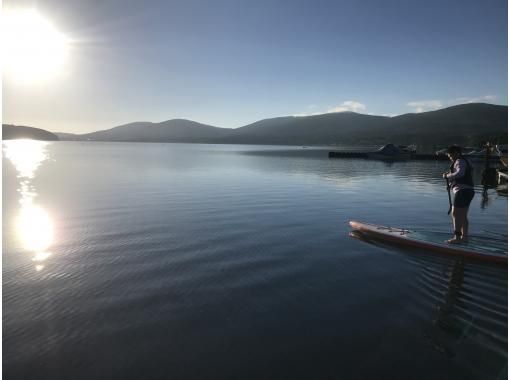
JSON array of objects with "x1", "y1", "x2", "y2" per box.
[
  {"x1": 218, "y1": 103, "x2": 507, "y2": 146},
  {"x1": 49, "y1": 102, "x2": 507, "y2": 146}
]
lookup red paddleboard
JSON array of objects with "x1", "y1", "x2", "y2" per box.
[{"x1": 349, "y1": 220, "x2": 507, "y2": 265}]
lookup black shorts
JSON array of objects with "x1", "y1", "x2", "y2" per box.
[{"x1": 453, "y1": 189, "x2": 475, "y2": 208}]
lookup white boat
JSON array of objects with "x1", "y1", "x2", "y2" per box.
[
  {"x1": 367, "y1": 144, "x2": 415, "y2": 160},
  {"x1": 435, "y1": 146, "x2": 475, "y2": 156},
  {"x1": 464, "y1": 148, "x2": 502, "y2": 162},
  {"x1": 497, "y1": 169, "x2": 508, "y2": 182},
  {"x1": 496, "y1": 144, "x2": 508, "y2": 167},
  {"x1": 435, "y1": 146, "x2": 500, "y2": 162},
  {"x1": 398, "y1": 144, "x2": 417, "y2": 154}
]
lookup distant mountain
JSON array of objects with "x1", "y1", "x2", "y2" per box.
[
  {"x1": 222, "y1": 112, "x2": 391, "y2": 145},
  {"x1": 379, "y1": 103, "x2": 508, "y2": 145},
  {"x1": 50, "y1": 102, "x2": 507, "y2": 147},
  {"x1": 3, "y1": 124, "x2": 59, "y2": 141},
  {"x1": 55, "y1": 119, "x2": 232, "y2": 143},
  {"x1": 53, "y1": 132, "x2": 82, "y2": 141},
  {"x1": 220, "y1": 103, "x2": 507, "y2": 146}
]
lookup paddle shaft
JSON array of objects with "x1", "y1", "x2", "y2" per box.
[{"x1": 445, "y1": 177, "x2": 452, "y2": 215}]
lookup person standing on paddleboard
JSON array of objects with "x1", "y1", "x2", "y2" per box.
[{"x1": 442, "y1": 145, "x2": 475, "y2": 244}]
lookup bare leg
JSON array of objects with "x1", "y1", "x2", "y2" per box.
[
  {"x1": 447, "y1": 207, "x2": 461, "y2": 244},
  {"x1": 447, "y1": 207, "x2": 468, "y2": 244},
  {"x1": 460, "y1": 207, "x2": 469, "y2": 241}
]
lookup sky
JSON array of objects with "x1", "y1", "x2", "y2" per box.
[{"x1": 2, "y1": 0, "x2": 508, "y2": 133}]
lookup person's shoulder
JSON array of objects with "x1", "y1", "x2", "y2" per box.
[{"x1": 459, "y1": 156, "x2": 473, "y2": 167}]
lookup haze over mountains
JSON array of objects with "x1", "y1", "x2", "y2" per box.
[{"x1": 4, "y1": 103, "x2": 507, "y2": 147}]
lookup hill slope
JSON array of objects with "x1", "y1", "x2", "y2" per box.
[
  {"x1": 3, "y1": 124, "x2": 59, "y2": 141},
  {"x1": 66, "y1": 119, "x2": 233, "y2": 143}
]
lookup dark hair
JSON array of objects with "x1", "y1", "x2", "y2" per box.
[{"x1": 446, "y1": 145, "x2": 462, "y2": 155}]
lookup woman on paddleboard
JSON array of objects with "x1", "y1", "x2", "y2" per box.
[{"x1": 442, "y1": 145, "x2": 475, "y2": 244}]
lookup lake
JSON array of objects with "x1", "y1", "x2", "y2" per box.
[{"x1": 3, "y1": 141, "x2": 508, "y2": 380}]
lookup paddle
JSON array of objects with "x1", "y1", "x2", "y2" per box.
[{"x1": 445, "y1": 177, "x2": 452, "y2": 215}]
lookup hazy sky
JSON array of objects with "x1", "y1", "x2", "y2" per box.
[{"x1": 2, "y1": 0, "x2": 508, "y2": 133}]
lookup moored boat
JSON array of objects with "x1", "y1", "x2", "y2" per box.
[
  {"x1": 497, "y1": 168, "x2": 508, "y2": 183},
  {"x1": 366, "y1": 144, "x2": 415, "y2": 160},
  {"x1": 435, "y1": 145, "x2": 501, "y2": 162},
  {"x1": 496, "y1": 144, "x2": 508, "y2": 167}
]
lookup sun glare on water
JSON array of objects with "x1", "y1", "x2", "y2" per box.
[
  {"x1": 17, "y1": 204, "x2": 54, "y2": 253},
  {"x1": 4, "y1": 140, "x2": 55, "y2": 270},
  {"x1": 2, "y1": 9, "x2": 70, "y2": 84}
]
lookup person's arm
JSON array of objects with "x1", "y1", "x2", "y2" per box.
[{"x1": 447, "y1": 159, "x2": 466, "y2": 179}]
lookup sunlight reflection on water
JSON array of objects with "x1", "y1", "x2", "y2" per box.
[{"x1": 3, "y1": 140, "x2": 54, "y2": 270}]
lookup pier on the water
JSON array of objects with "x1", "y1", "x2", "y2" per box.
[{"x1": 328, "y1": 151, "x2": 449, "y2": 160}]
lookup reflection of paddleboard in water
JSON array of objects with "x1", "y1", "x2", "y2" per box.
[{"x1": 349, "y1": 221, "x2": 508, "y2": 265}]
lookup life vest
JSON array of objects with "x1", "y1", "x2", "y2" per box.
[{"x1": 449, "y1": 157, "x2": 474, "y2": 187}]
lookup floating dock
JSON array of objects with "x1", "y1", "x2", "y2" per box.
[
  {"x1": 328, "y1": 151, "x2": 368, "y2": 158},
  {"x1": 328, "y1": 151, "x2": 449, "y2": 160}
]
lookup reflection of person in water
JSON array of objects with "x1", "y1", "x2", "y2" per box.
[
  {"x1": 424, "y1": 258, "x2": 468, "y2": 359},
  {"x1": 434, "y1": 259, "x2": 465, "y2": 334},
  {"x1": 442, "y1": 146, "x2": 475, "y2": 244}
]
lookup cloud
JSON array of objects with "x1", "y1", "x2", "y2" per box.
[
  {"x1": 293, "y1": 112, "x2": 322, "y2": 117},
  {"x1": 450, "y1": 95, "x2": 497, "y2": 104},
  {"x1": 327, "y1": 101, "x2": 367, "y2": 113},
  {"x1": 406, "y1": 100, "x2": 442, "y2": 113},
  {"x1": 293, "y1": 100, "x2": 368, "y2": 117},
  {"x1": 407, "y1": 95, "x2": 498, "y2": 113}
]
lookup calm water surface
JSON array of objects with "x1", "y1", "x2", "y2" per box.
[{"x1": 3, "y1": 141, "x2": 508, "y2": 380}]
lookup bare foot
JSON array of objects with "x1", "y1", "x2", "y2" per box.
[{"x1": 445, "y1": 237, "x2": 462, "y2": 244}]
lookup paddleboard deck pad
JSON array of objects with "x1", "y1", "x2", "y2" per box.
[{"x1": 349, "y1": 220, "x2": 508, "y2": 265}]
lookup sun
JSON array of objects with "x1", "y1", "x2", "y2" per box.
[{"x1": 2, "y1": 9, "x2": 70, "y2": 84}]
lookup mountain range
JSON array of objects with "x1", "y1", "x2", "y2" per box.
[{"x1": 3, "y1": 103, "x2": 507, "y2": 148}]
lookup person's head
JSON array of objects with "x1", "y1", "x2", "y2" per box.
[{"x1": 446, "y1": 145, "x2": 462, "y2": 161}]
